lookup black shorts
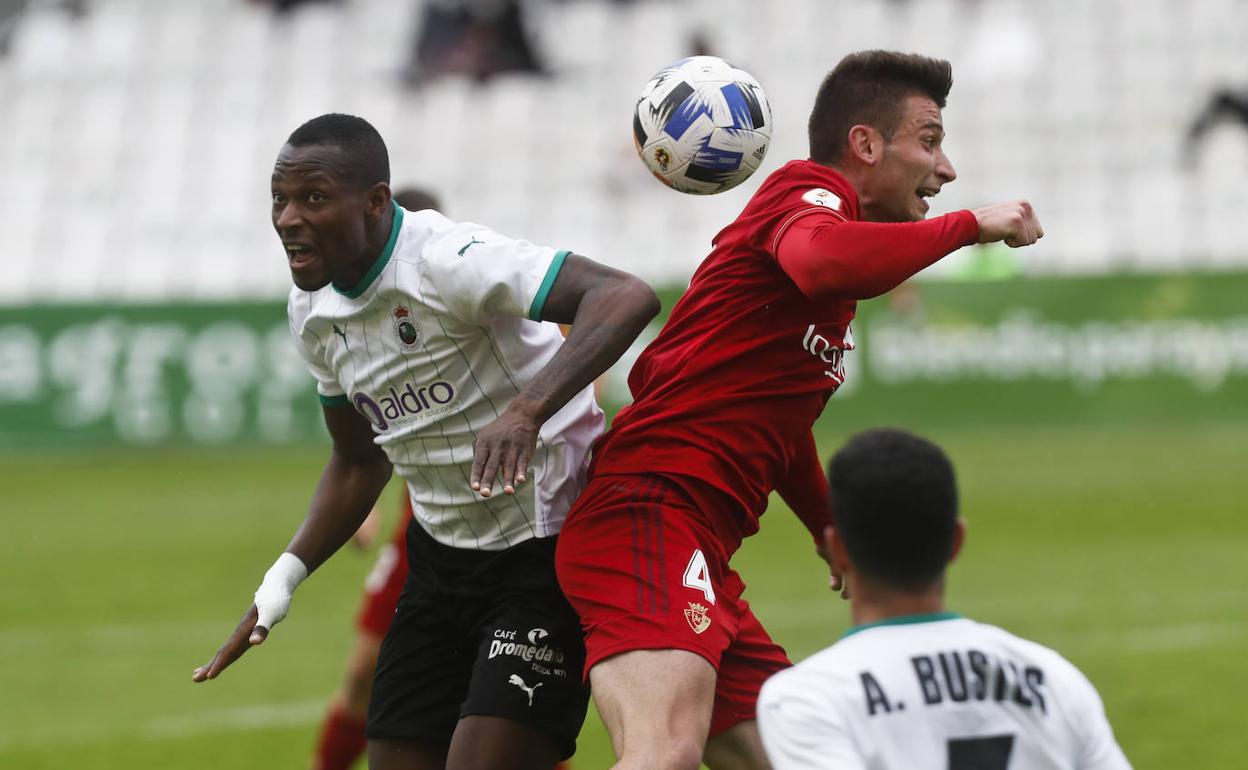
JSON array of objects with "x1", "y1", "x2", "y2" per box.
[{"x1": 367, "y1": 519, "x2": 589, "y2": 760}]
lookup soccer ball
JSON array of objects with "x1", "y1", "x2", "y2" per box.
[{"x1": 633, "y1": 56, "x2": 772, "y2": 195}]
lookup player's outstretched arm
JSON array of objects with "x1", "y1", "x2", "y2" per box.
[
  {"x1": 775, "y1": 200, "x2": 1042, "y2": 300},
  {"x1": 192, "y1": 404, "x2": 392, "y2": 683},
  {"x1": 470, "y1": 255, "x2": 660, "y2": 497}
]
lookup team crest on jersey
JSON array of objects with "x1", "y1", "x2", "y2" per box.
[
  {"x1": 684, "y1": 602, "x2": 711, "y2": 635},
  {"x1": 392, "y1": 306, "x2": 422, "y2": 351},
  {"x1": 802, "y1": 187, "x2": 842, "y2": 210}
]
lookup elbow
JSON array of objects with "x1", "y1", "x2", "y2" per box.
[{"x1": 621, "y1": 275, "x2": 661, "y2": 324}]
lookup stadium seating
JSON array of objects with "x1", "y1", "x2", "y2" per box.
[{"x1": 1, "y1": 0, "x2": 1246, "y2": 302}]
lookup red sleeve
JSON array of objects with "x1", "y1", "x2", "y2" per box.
[
  {"x1": 775, "y1": 431, "x2": 833, "y2": 544},
  {"x1": 774, "y1": 209, "x2": 979, "y2": 299}
]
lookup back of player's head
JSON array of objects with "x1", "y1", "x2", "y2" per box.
[
  {"x1": 808, "y1": 51, "x2": 953, "y2": 165},
  {"x1": 828, "y1": 428, "x2": 958, "y2": 591},
  {"x1": 286, "y1": 113, "x2": 390, "y2": 188},
  {"x1": 392, "y1": 187, "x2": 442, "y2": 212}
]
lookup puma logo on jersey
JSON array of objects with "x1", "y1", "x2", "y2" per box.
[
  {"x1": 457, "y1": 237, "x2": 484, "y2": 256},
  {"x1": 332, "y1": 324, "x2": 349, "y2": 350},
  {"x1": 508, "y1": 674, "x2": 542, "y2": 706}
]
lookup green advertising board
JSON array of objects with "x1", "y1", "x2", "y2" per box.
[
  {"x1": 0, "y1": 302, "x2": 323, "y2": 449},
  {"x1": 2, "y1": 272, "x2": 1246, "y2": 449},
  {"x1": 827, "y1": 271, "x2": 1248, "y2": 430}
]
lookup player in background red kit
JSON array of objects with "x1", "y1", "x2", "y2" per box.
[{"x1": 554, "y1": 50, "x2": 1044, "y2": 770}]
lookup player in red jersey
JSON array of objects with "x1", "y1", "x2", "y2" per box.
[{"x1": 554, "y1": 50, "x2": 1044, "y2": 770}]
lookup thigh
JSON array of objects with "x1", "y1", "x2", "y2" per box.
[
  {"x1": 459, "y1": 538, "x2": 590, "y2": 760},
  {"x1": 446, "y1": 715, "x2": 562, "y2": 770},
  {"x1": 367, "y1": 738, "x2": 448, "y2": 770},
  {"x1": 590, "y1": 647, "x2": 720, "y2": 768},
  {"x1": 709, "y1": 597, "x2": 792, "y2": 739},
  {"x1": 556, "y1": 474, "x2": 738, "y2": 674},
  {"x1": 366, "y1": 562, "x2": 473, "y2": 745}
]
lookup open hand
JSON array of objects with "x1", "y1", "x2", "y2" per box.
[
  {"x1": 470, "y1": 403, "x2": 540, "y2": 497},
  {"x1": 191, "y1": 604, "x2": 268, "y2": 682}
]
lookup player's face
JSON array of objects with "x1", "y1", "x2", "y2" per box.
[
  {"x1": 271, "y1": 143, "x2": 377, "y2": 292},
  {"x1": 867, "y1": 95, "x2": 957, "y2": 223}
]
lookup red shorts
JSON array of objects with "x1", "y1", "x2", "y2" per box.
[
  {"x1": 355, "y1": 504, "x2": 412, "y2": 636},
  {"x1": 554, "y1": 473, "x2": 791, "y2": 737}
]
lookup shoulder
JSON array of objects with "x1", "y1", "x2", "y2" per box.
[
  {"x1": 392, "y1": 208, "x2": 473, "y2": 264},
  {"x1": 976, "y1": 621, "x2": 1097, "y2": 690}
]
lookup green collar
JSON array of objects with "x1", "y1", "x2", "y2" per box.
[
  {"x1": 840, "y1": 611, "x2": 962, "y2": 640},
  {"x1": 333, "y1": 202, "x2": 404, "y2": 298}
]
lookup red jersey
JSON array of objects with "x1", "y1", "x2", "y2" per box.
[{"x1": 591, "y1": 159, "x2": 978, "y2": 545}]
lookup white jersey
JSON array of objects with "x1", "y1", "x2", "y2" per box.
[
  {"x1": 288, "y1": 203, "x2": 604, "y2": 550},
  {"x1": 758, "y1": 614, "x2": 1131, "y2": 770}
]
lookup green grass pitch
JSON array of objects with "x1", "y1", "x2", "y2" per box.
[{"x1": 2, "y1": 420, "x2": 1245, "y2": 768}]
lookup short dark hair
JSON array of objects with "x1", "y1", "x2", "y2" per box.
[
  {"x1": 808, "y1": 51, "x2": 953, "y2": 164},
  {"x1": 286, "y1": 113, "x2": 390, "y2": 187},
  {"x1": 828, "y1": 428, "x2": 958, "y2": 591}
]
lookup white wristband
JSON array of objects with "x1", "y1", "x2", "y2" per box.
[{"x1": 253, "y1": 552, "x2": 308, "y2": 631}]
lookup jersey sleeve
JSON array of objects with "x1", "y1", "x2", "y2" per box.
[
  {"x1": 774, "y1": 210, "x2": 980, "y2": 299},
  {"x1": 757, "y1": 669, "x2": 867, "y2": 770},
  {"x1": 287, "y1": 295, "x2": 346, "y2": 405},
  {"x1": 775, "y1": 430, "x2": 834, "y2": 544},
  {"x1": 421, "y1": 224, "x2": 570, "y2": 325}
]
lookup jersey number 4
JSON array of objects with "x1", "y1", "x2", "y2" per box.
[
  {"x1": 948, "y1": 734, "x2": 1015, "y2": 770},
  {"x1": 682, "y1": 549, "x2": 716, "y2": 604}
]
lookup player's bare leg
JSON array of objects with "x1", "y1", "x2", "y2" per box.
[
  {"x1": 703, "y1": 720, "x2": 771, "y2": 770},
  {"x1": 446, "y1": 715, "x2": 562, "y2": 770},
  {"x1": 339, "y1": 632, "x2": 384, "y2": 715},
  {"x1": 313, "y1": 631, "x2": 383, "y2": 769},
  {"x1": 369, "y1": 717, "x2": 562, "y2": 770},
  {"x1": 367, "y1": 738, "x2": 448, "y2": 770},
  {"x1": 590, "y1": 649, "x2": 718, "y2": 770}
]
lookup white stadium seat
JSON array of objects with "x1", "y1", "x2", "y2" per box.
[{"x1": 0, "y1": 0, "x2": 1245, "y2": 302}]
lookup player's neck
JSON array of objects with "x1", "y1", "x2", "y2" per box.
[
  {"x1": 340, "y1": 205, "x2": 396, "y2": 289},
  {"x1": 848, "y1": 579, "x2": 945, "y2": 627}
]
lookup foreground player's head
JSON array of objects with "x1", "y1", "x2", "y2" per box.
[
  {"x1": 826, "y1": 428, "x2": 964, "y2": 598},
  {"x1": 809, "y1": 50, "x2": 957, "y2": 223},
  {"x1": 272, "y1": 113, "x2": 393, "y2": 291}
]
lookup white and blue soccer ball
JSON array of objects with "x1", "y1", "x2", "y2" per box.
[{"x1": 633, "y1": 56, "x2": 772, "y2": 195}]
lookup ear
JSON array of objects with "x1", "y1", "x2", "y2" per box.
[
  {"x1": 948, "y1": 518, "x2": 967, "y2": 565},
  {"x1": 846, "y1": 124, "x2": 883, "y2": 166},
  {"x1": 366, "y1": 182, "x2": 392, "y2": 216}
]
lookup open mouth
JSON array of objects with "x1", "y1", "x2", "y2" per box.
[{"x1": 285, "y1": 244, "x2": 316, "y2": 268}]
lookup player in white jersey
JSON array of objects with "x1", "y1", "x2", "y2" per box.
[
  {"x1": 192, "y1": 114, "x2": 660, "y2": 770},
  {"x1": 758, "y1": 429, "x2": 1132, "y2": 770}
]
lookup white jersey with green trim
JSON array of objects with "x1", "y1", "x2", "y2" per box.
[
  {"x1": 287, "y1": 203, "x2": 604, "y2": 551},
  {"x1": 758, "y1": 614, "x2": 1132, "y2": 770}
]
